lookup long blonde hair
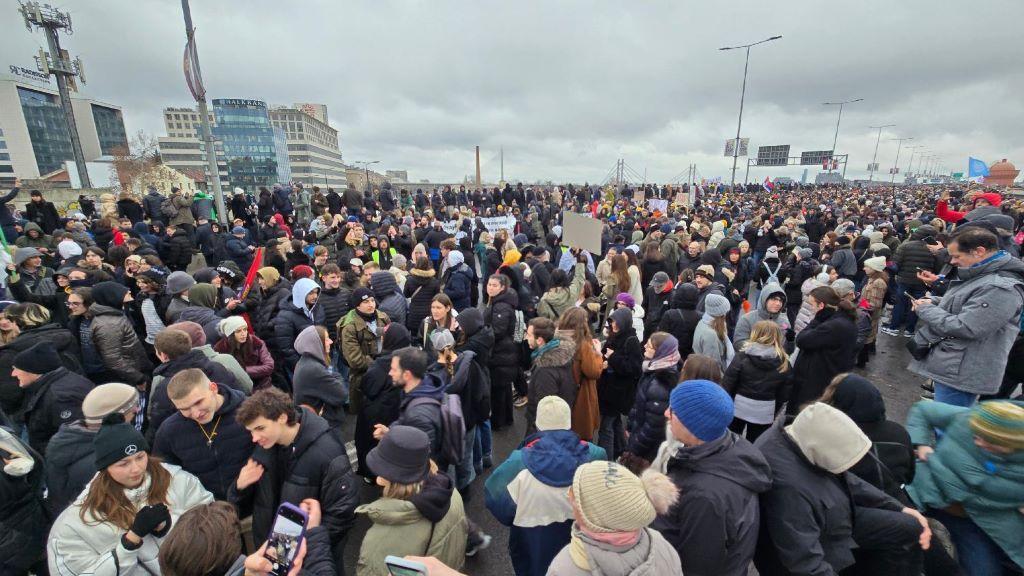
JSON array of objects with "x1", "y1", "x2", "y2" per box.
[{"x1": 743, "y1": 320, "x2": 790, "y2": 373}]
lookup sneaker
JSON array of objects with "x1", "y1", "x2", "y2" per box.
[
  {"x1": 514, "y1": 395, "x2": 528, "y2": 409},
  {"x1": 903, "y1": 331, "x2": 915, "y2": 338},
  {"x1": 920, "y1": 392, "x2": 935, "y2": 400},
  {"x1": 920, "y1": 382, "x2": 934, "y2": 392},
  {"x1": 879, "y1": 327, "x2": 900, "y2": 337},
  {"x1": 466, "y1": 531, "x2": 492, "y2": 557}
]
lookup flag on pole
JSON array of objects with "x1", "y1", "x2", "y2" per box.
[
  {"x1": 239, "y1": 247, "x2": 264, "y2": 333},
  {"x1": 968, "y1": 157, "x2": 989, "y2": 178},
  {"x1": 762, "y1": 177, "x2": 774, "y2": 193}
]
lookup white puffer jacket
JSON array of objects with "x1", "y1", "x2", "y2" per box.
[{"x1": 48, "y1": 462, "x2": 213, "y2": 576}]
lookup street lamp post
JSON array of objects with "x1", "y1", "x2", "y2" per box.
[
  {"x1": 823, "y1": 98, "x2": 863, "y2": 174},
  {"x1": 720, "y1": 35, "x2": 782, "y2": 190},
  {"x1": 867, "y1": 124, "x2": 895, "y2": 182},
  {"x1": 889, "y1": 137, "x2": 913, "y2": 189},
  {"x1": 905, "y1": 146, "x2": 924, "y2": 178},
  {"x1": 354, "y1": 160, "x2": 379, "y2": 193}
]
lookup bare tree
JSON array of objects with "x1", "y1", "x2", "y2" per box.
[{"x1": 110, "y1": 130, "x2": 161, "y2": 194}]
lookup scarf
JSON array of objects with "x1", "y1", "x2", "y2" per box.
[
  {"x1": 356, "y1": 309, "x2": 377, "y2": 323},
  {"x1": 530, "y1": 338, "x2": 561, "y2": 360},
  {"x1": 642, "y1": 349, "x2": 680, "y2": 372},
  {"x1": 568, "y1": 523, "x2": 641, "y2": 571}
]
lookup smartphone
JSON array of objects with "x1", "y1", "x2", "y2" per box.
[
  {"x1": 384, "y1": 556, "x2": 428, "y2": 576},
  {"x1": 264, "y1": 503, "x2": 308, "y2": 576}
]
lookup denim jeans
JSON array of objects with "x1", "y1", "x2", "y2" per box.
[
  {"x1": 927, "y1": 508, "x2": 1013, "y2": 576},
  {"x1": 598, "y1": 414, "x2": 625, "y2": 460},
  {"x1": 934, "y1": 381, "x2": 978, "y2": 407},
  {"x1": 888, "y1": 282, "x2": 925, "y2": 333},
  {"x1": 474, "y1": 420, "x2": 492, "y2": 474}
]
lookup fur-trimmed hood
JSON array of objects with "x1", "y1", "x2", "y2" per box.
[{"x1": 532, "y1": 338, "x2": 577, "y2": 369}]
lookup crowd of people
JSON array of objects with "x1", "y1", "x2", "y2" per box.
[{"x1": 0, "y1": 176, "x2": 1021, "y2": 576}]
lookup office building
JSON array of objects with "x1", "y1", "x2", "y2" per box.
[
  {"x1": 158, "y1": 99, "x2": 291, "y2": 193},
  {"x1": 269, "y1": 103, "x2": 346, "y2": 189},
  {"x1": 0, "y1": 72, "x2": 128, "y2": 186}
]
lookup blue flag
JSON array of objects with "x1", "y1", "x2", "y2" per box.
[{"x1": 968, "y1": 157, "x2": 989, "y2": 178}]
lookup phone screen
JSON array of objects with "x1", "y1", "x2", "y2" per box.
[
  {"x1": 385, "y1": 557, "x2": 428, "y2": 576},
  {"x1": 265, "y1": 506, "x2": 307, "y2": 576}
]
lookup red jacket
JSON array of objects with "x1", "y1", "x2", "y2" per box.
[{"x1": 936, "y1": 192, "x2": 1002, "y2": 224}]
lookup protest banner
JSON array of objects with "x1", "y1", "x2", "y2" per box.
[
  {"x1": 562, "y1": 211, "x2": 603, "y2": 254},
  {"x1": 647, "y1": 199, "x2": 668, "y2": 213},
  {"x1": 441, "y1": 215, "x2": 516, "y2": 235},
  {"x1": 632, "y1": 189, "x2": 645, "y2": 204}
]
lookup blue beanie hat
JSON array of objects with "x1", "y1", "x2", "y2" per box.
[{"x1": 669, "y1": 380, "x2": 734, "y2": 442}]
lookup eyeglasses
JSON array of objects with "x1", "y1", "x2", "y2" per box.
[{"x1": 67, "y1": 301, "x2": 84, "y2": 308}]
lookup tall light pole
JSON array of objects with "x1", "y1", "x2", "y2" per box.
[
  {"x1": 720, "y1": 35, "x2": 782, "y2": 189},
  {"x1": 867, "y1": 124, "x2": 895, "y2": 182},
  {"x1": 19, "y1": 2, "x2": 91, "y2": 188},
  {"x1": 905, "y1": 146, "x2": 924, "y2": 178},
  {"x1": 354, "y1": 160, "x2": 379, "y2": 193},
  {"x1": 915, "y1": 152, "x2": 929, "y2": 176},
  {"x1": 181, "y1": 0, "x2": 227, "y2": 224},
  {"x1": 822, "y1": 98, "x2": 863, "y2": 174},
  {"x1": 889, "y1": 137, "x2": 912, "y2": 189}
]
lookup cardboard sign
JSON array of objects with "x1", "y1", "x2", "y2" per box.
[
  {"x1": 632, "y1": 189, "x2": 645, "y2": 204},
  {"x1": 648, "y1": 199, "x2": 668, "y2": 213},
  {"x1": 562, "y1": 211, "x2": 603, "y2": 254}
]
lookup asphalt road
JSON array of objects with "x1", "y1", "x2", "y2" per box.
[{"x1": 337, "y1": 330, "x2": 930, "y2": 576}]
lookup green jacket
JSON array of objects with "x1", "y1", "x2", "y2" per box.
[
  {"x1": 906, "y1": 400, "x2": 1024, "y2": 566},
  {"x1": 355, "y1": 484, "x2": 467, "y2": 576},
  {"x1": 538, "y1": 263, "x2": 586, "y2": 321}
]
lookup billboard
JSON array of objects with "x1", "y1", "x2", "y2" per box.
[
  {"x1": 724, "y1": 138, "x2": 749, "y2": 157},
  {"x1": 801, "y1": 150, "x2": 833, "y2": 165},
  {"x1": 867, "y1": 163, "x2": 879, "y2": 172},
  {"x1": 756, "y1": 145, "x2": 790, "y2": 166}
]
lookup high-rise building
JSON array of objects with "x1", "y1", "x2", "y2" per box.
[
  {"x1": 0, "y1": 72, "x2": 127, "y2": 186},
  {"x1": 158, "y1": 99, "x2": 292, "y2": 193},
  {"x1": 269, "y1": 103, "x2": 346, "y2": 190}
]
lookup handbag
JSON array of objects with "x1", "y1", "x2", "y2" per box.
[{"x1": 905, "y1": 338, "x2": 932, "y2": 361}]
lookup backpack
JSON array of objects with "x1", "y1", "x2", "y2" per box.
[
  {"x1": 762, "y1": 261, "x2": 781, "y2": 285},
  {"x1": 408, "y1": 395, "x2": 466, "y2": 465},
  {"x1": 160, "y1": 197, "x2": 179, "y2": 219},
  {"x1": 511, "y1": 310, "x2": 527, "y2": 344}
]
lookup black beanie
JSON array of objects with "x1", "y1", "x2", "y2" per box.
[
  {"x1": 94, "y1": 413, "x2": 149, "y2": 470},
  {"x1": 13, "y1": 342, "x2": 61, "y2": 375},
  {"x1": 350, "y1": 287, "x2": 374, "y2": 309},
  {"x1": 92, "y1": 281, "x2": 129, "y2": 310}
]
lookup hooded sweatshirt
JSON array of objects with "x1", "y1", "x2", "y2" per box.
[
  {"x1": 485, "y1": 429, "x2": 607, "y2": 576},
  {"x1": 291, "y1": 277, "x2": 321, "y2": 321},
  {"x1": 785, "y1": 403, "x2": 871, "y2": 474},
  {"x1": 292, "y1": 325, "x2": 346, "y2": 429},
  {"x1": 732, "y1": 283, "x2": 789, "y2": 349}
]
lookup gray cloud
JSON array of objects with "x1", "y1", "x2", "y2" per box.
[{"x1": 3, "y1": 0, "x2": 1021, "y2": 184}]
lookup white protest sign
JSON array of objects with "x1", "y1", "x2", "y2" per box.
[{"x1": 647, "y1": 199, "x2": 668, "y2": 213}]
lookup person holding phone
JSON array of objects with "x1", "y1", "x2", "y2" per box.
[
  {"x1": 48, "y1": 414, "x2": 213, "y2": 575},
  {"x1": 880, "y1": 225, "x2": 939, "y2": 337}
]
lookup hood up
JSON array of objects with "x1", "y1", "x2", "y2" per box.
[
  {"x1": 291, "y1": 277, "x2": 320, "y2": 311},
  {"x1": 756, "y1": 283, "x2": 786, "y2": 317},
  {"x1": 521, "y1": 429, "x2": 592, "y2": 487},
  {"x1": 785, "y1": 402, "x2": 870, "y2": 474},
  {"x1": 294, "y1": 325, "x2": 326, "y2": 361},
  {"x1": 829, "y1": 373, "x2": 886, "y2": 424}
]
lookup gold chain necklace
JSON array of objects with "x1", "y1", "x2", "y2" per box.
[{"x1": 197, "y1": 415, "x2": 222, "y2": 447}]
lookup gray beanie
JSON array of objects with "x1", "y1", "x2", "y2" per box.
[
  {"x1": 832, "y1": 278, "x2": 856, "y2": 298},
  {"x1": 704, "y1": 293, "x2": 731, "y2": 317},
  {"x1": 166, "y1": 271, "x2": 196, "y2": 295},
  {"x1": 13, "y1": 247, "x2": 41, "y2": 267},
  {"x1": 797, "y1": 247, "x2": 813, "y2": 260}
]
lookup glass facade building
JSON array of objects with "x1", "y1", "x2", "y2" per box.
[
  {"x1": 91, "y1": 104, "x2": 128, "y2": 155},
  {"x1": 211, "y1": 99, "x2": 291, "y2": 191},
  {"x1": 18, "y1": 87, "x2": 74, "y2": 175}
]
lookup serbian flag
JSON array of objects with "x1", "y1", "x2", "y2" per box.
[{"x1": 763, "y1": 177, "x2": 774, "y2": 193}]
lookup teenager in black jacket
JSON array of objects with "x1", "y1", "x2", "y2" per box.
[
  {"x1": 660, "y1": 283, "x2": 701, "y2": 359},
  {"x1": 722, "y1": 320, "x2": 792, "y2": 442},
  {"x1": 597, "y1": 308, "x2": 643, "y2": 460}
]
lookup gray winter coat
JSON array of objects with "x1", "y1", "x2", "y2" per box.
[
  {"x1": 546, "y1": 526, "x2": 683, "y2": 576},
  {"x1": 653, "y1": 431, "x2": 772, "y2": 576},
  {"x1": 733, "y1": 283, "x2": 790, "y2": 350},
  {"x1": 693, "y1": 319, "x2": 734, "y2": 373},
  {"x1": 909, "y1": 251, "x2": 1024, "y2": 394}
]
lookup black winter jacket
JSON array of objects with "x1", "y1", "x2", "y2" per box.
[
  {"x1": 148, "y1": 349, "x2": 240, "y2": 437},
  {"x1": 428, "y1": 350, "x2": 490, "y2": 431},
  {"x1": 0, "y1": 436, "x2": 48, "y2": 576},
  {"x1": 0, "y1": 324, "x2": 81, "y2": 420},
  {"x1": 272, "y1": 300, "x2": 326, "y2": 372},
  {"x1": 653, "y1": 432, "x2": 772, "y2": 576},
  {"x1": 254, "y1": 278, "x2": 292, "y2": 341},
  {"x1": 404, "y1": 270, "x2": 440, "y2": 334},
  {"x1": 525, "y1": 339, "x2": 577, "y2": 436},
  {"x1": 152, "y1": 386, "x2": 253, "y2": 500},
  {"x1": 293, "y1": 345, "x2": 346, "y2": 431},
  {"x1": 893, "y1": 229, "x2": 939, "y2": 288},
  {"x1": 485, "y1": 289, "x2": 520, "y2": 368},
  {"x1": 393, "y1": 374, "x2": 446, "y2": 463},
  {"x1": 21, "y1": 367, "x2": 92, "y2": 456},
  {"x1": 230, "y1": 409, "x2": 357, "y2": 571},
  {"x1": 722, "y1": 347, "x2": 791, "y2": 405},
  {"x1": 164, "y1": 228, "x2": 194, "y2": 271},
  {"x1": 44, "y1": 422, "x2": 98, "y2": 515},
  {"x1": 625, "y1": 366, "x2": 679, "y2": 461},
  {"x1": 789, "y1": 309, "x2": 857, "y2": 410},
  {"x1": 598, "y1": 323, "x2": 643, "y2": 415},
  {"x1": 362, "y1": 352, "x2": 402, "y2": 429},
  {"x1": 753, "y1": 419, "x2": 904, "y2": 575},
  {"x1": 318, "y1": 286, "x2": 351, "y2": 339}
]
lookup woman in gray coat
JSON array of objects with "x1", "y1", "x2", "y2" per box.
[{"x1": 692, "y1": 293, "x2": 735, "y2": 373}]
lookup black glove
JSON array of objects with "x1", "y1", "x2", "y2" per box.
[{"x1": 130, "y1": 503, "x2": 170, "y2": 538}]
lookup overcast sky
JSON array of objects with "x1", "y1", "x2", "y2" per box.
[{"x1": 3, "y1": 0, "x2": 1022, "y2": 184}]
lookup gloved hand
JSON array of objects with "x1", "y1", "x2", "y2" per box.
[{"x1": 130, "y1": 503, "x2": 171, "y2": 538}]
